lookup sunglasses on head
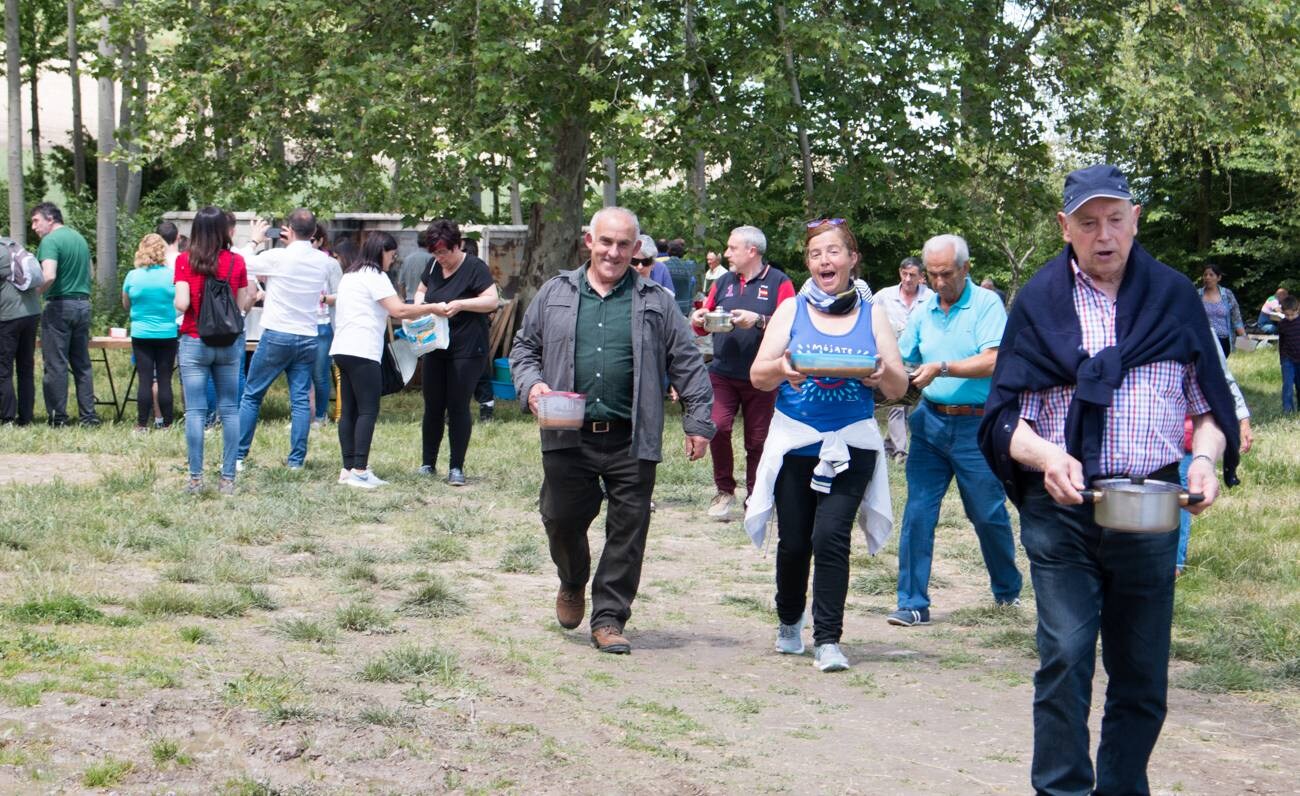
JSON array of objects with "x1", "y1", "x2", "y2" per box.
[
  {"x1": 805, "y1": 218, "x2": 847, "y2": 229},
  {"x1": 632, "y1": 257, "x2": 654, "y2": 267}
]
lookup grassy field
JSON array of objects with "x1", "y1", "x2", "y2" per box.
[{"x1": 0, "y1": 346, "x2": 1295, "y2": 792}]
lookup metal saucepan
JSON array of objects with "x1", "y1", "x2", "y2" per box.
[
  {"x1": 703, "y1": 309, "x2": 735, "y2": 333},
  {"x1": 1078, "y1": 476, "x2": 1204, "y2": 533}
]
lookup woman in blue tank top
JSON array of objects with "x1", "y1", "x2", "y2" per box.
[{"x1": 748, "y1": 219, "x2": 908, "y2": 672}]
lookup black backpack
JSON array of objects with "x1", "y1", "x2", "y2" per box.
[{"x1": 197, "y1": 267, "x2": 243, "y2": 347}]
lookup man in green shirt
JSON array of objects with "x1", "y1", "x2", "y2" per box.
[
  {"x1": 31, "y1": 202, "x2": 98, "y2": 426},
  {"x1": 511, "y1": 207, "x2": 715, "y2": 655}
]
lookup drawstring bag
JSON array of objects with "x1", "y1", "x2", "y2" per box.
[{"x1": 197, "y1": 268, "x2": 244, "y2": 347}]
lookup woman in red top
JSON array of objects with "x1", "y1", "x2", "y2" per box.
[{"x1": 174, "y1": 207, "x2": 256, "y2": 495}]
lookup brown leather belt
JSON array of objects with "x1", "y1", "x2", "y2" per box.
[{"x1": 925, "y1": 399, "x2": 985, "y2": 417}]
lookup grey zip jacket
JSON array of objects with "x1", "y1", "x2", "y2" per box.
[{"x1": 510, "y1": 267, "x2": 715, "y2": 461}]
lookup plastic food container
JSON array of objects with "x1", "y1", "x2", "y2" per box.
[
  {"x1": 535, "y1": 391, "x2": 587, "y2": 430},
  {"x1": 109, "y1": 327, "x2": 128, "y2": 339},
  {"x1": 402, "y1": 314, "x2": 447, "y2": 356},
  {"x1": 789, "y1": 352, "x2": 878, "y2": 377}
]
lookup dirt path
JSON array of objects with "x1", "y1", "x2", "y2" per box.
[{"x1": 1, "y1": 481, "x2": 1295, "y2": 794}]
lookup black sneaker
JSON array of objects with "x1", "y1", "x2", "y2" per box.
[
  {"x1": 886, "y1": 608, "x2": 931, "y2": 627},
  {"x1": 479, "y1": 404, "x2": 494, "y2": 423},
  {"x1": 80, "y1": 415, "x2": 101, "y2": 427},
  {"x1": 447, "y1": 468, "x2": 466, "y2": 486}
]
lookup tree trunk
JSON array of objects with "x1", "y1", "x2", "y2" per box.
[
  {"x1": 602, "y1": 156, "x2": 617, "y2": 207},
  {"x1": 116, "y1": 34, "x2": 132, "y2": 205},
  {"x1": 469, "y1": 175, "x2": 483, "y2": 219},
  {"x1": 68, "y1": 0, "x2": 85, "y2": 194},
  {"x1": 520, "y1": 114, "x2": 590, "y2": 307},
  {"x1": 96, "y1": 0, "x2": 119, "y2": 295},
  {"x1": 509, "y1": 172, "x2": 522, "y2": 225},
  {"x1": 684, "y1": 0, "x2": 707, "y2": 243},
  {"x1": 123, "y1": 29, "x2": 145, "y2": 214},
  {"x1": 5, "y1": 0, "x2": 24, "y2": 245},
  {"x1": 1197, "y1": 148, "x2": 1213, "y2": 253},
  {"x1": 27, "y1": 55, "x2": 43, "y2": 194},
  {"x1": 775, "y1": 5, "x2": 813, "y2": 210}
]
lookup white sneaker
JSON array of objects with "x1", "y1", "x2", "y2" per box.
[
  {"x1": 707, "y1": 491, "x2": 735, "y2": 520},
  {"x1": 814, "y1": 643, "x2": 850, "y2": 672},
  {"x1": 338, "y1": 468, "x2": 351, "y2": 485},
  {"x1": 342, "y1": 472, "x2": 378, "y2": 490},
  {"x1": 775, "y1": 615, "x2": 805, "y2": 655},
  {"x1": 235, "y1": 459, "x2": 244, "y2": 473},
  {"x1": 360, "y1": 468, "x2": 388, "y2": 486}
]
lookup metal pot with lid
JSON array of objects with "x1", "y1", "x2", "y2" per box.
[
  {"x1": 703, "y1": 309, "x2": 735, "y2": 333},
  {"x1": 1078, "y1": 476, "x2": 1204, "y2": 533}
]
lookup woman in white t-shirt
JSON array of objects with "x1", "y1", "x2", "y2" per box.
[{"x1": 330, "y1": 232, "x2": 435, "y2": 488}]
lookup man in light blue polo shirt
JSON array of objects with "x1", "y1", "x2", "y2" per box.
[{"x1": 888, "y1": 233, "x2": 1022, "y2": 627}]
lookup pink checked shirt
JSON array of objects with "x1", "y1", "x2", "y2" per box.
[{"x1": 1020, "y1": 261, "x2": 1210, "y2": 476}]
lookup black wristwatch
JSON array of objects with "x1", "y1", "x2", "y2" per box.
[{"x1": 939, "y1": 361, "x2": 950, "y2": 377}]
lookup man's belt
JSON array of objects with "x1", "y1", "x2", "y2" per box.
[
  {"x1": 581, "y1": 419, "x2": 632, "y2": 433},
  {"x1": 46, "y1": 295, "x2": 90, "y2": 301},
  {"x1": 925, "y1": 399, "x2": 985, "y2": 417}
]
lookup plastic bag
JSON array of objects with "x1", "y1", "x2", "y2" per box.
[{"x1": 402, "y1": 313, "x2": 450, "y2": 356}]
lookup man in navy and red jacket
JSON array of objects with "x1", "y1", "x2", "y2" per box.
[
  {"x1": 690, "y1": 225, "x2": 795, "y2": 521},
  {"x1": 979, "y1": 164, "x2": 1238, "y2": 795}
]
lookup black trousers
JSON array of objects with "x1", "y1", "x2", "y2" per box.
[
  {"x1": 773, "y1": 447, "x2": 878, "y2": 645},
  {"x1": 474, "y1": 355, "x2": 494, "y2": 404},
  {"x1": 335, "y1": 354, "x2": 382, "y2": 470},
  {"x1": 421, "y1": 353, "x2": 485, "y2": 469},
  {"x1": 540, "y1": 425, "x2": 657, "y2": 631},
  {"x1": 0, "y1": 313, "x2": 39, "y2": 425},
  {"x1": 131, "y1": 336, "x2": 178, "y2": 427}
]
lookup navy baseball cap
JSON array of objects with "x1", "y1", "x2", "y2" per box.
[{"x1": 1063, "y1": 164, "x2": 1132, "y2": 215}]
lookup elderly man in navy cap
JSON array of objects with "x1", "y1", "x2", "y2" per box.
[{"x1": 980, "y1": 164, "x2": 1240, "y2": 795}]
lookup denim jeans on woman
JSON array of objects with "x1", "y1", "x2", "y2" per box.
[
  {"x1": 313, "y1": 323, "x2": 333, "y2": 422},
  {"x1": 178, "y1": 336, "x2": 241, "y2": 478}
]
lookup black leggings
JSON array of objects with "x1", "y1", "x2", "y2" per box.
[
  {"x1": 334, "y1": 354, "x2": 382, "y2": 471},
  {"x1": 132, "y1": 336, "x2": 178, "y2": 427},
  {"x1": 773, "y1": 447, "x2": 878, "y2": 645},
  {"x1": 421, "y1": 353, "x2": 484, "y2": 469}
]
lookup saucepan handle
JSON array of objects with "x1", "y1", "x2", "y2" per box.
[
  {"x1": 1077, "y1": 489, "x2": 1103, "y2": 504},
  {"x1": 1181, "y1": 492, "x2": 1205, "y2": 506}
]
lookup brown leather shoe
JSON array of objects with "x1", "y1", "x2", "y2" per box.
[
  {"x1": 555, "y1": 586, "x2": 585, "y2": 629},
  {"x1": 590, "y1": 625, "x2": 631, "y2": 654}
]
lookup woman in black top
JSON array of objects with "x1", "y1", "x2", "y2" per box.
[{"x1": 413, "y1": 219, "x2": 499, "y2": 485}]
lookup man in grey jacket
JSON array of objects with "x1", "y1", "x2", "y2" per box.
[{"x1": 511, "y1": 206, "x2": 714, "y2": 654}]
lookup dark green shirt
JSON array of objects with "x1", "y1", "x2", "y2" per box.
[
  {"x1": 573, "y1": 266, "x2": 635, "y2": 421},
  {"x1": 35, "y1": 225, "x2": 93, "y2": 299}
]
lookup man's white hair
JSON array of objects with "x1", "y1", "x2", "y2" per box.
[
  {"x1": 589, "y1": 206, "x2": 640, "y2": 237},
  {"x1": 922, "y1": 234, "x2": 970, "y2": 268},
  {"x1": 731, "y1": 225, "x2": 767, "y2": 256}
]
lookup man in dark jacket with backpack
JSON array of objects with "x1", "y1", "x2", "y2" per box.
[{"x1": 0, "y1": 237, "x2": 44, "y2": 425}]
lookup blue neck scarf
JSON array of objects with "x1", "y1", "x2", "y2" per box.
[{"x1": 803, "y1": 281, "x2": 859, "y2": 315}]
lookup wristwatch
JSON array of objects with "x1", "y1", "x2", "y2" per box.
[{"x1": 939, "y1": 361, "x2": 949, "y2": 377}]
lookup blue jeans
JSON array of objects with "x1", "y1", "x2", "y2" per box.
[
  {"x1": 1019, "y1": 479, "x2": 1177, "y2": 796},
  {"x1": 896, "y1": 401, "x2": 1022, "y2": 610},
  {"x1": 178, "y1": 336, "x2": 240, "y2": 479},
  {"x1": 204, "y1": 330, "x2": 247, "y2": 424},
  {"x1": 1282, "y1": 357, "x2": 1299, "y2": 413},
  {"x1": 1176, "y1": 453, "x2": 1192, "y2": 572},
  {"x1": 312, "y1": 323, "x2": 333, "y2": 421},
  {"x1": 237, "y1": 329, "x2": 316, "y2": 465}
]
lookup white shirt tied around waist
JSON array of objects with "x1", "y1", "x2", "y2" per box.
[
  {"x1": 743, "y1": 410, "x2": 893, "y2": 556},
  {"x1": 242, "y1": 240, "x2": 338, "y2": 337}
]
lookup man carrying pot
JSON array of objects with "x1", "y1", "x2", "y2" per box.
[
  {"x1": 510, "y1": 206, "x2": 714, "y2": 655},
  {"x1": 980, "y1": 163, "x2": 1240, "y2": 795}
]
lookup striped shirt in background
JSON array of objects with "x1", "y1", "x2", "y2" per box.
[{"x1": 1020, "y1": 261, "x2": 1210, "y2": 476}]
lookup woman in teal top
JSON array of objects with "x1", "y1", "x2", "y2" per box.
[
  {"x1": 122, "y1": 233, "x2": 179, "y2": 430},
  {"x1": 750, "y1": 219, "x2": 908, "y2": 672}
]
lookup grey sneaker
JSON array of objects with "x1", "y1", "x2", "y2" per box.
[
  {"x1": 218, "y1": 477, "x2": 236, "y2": 497},
  {"x1": 447, "y1": 468, "x2": 466, "y2": 486},
  {"x1": 775, "y1": 615, "x2": 805, "y2": 655},
  {"x1": 814, "y1": 643, "x2": 850, "y2": 672},
  {"x1": 184, "y1": 477, "x2": 204, "y2": 495},
  {"x1": 417, "y1": 464, "x2": 436, "y2": 477},
  {"x1": 706, "y1": 491, "x2": 735, "y2": 520},
  {"x1": 996, "y1": 597, "x2": 1022, "y2": 609},
  {"x1": 886, "y1": 608, "x2": 931, "y2": 627}
]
